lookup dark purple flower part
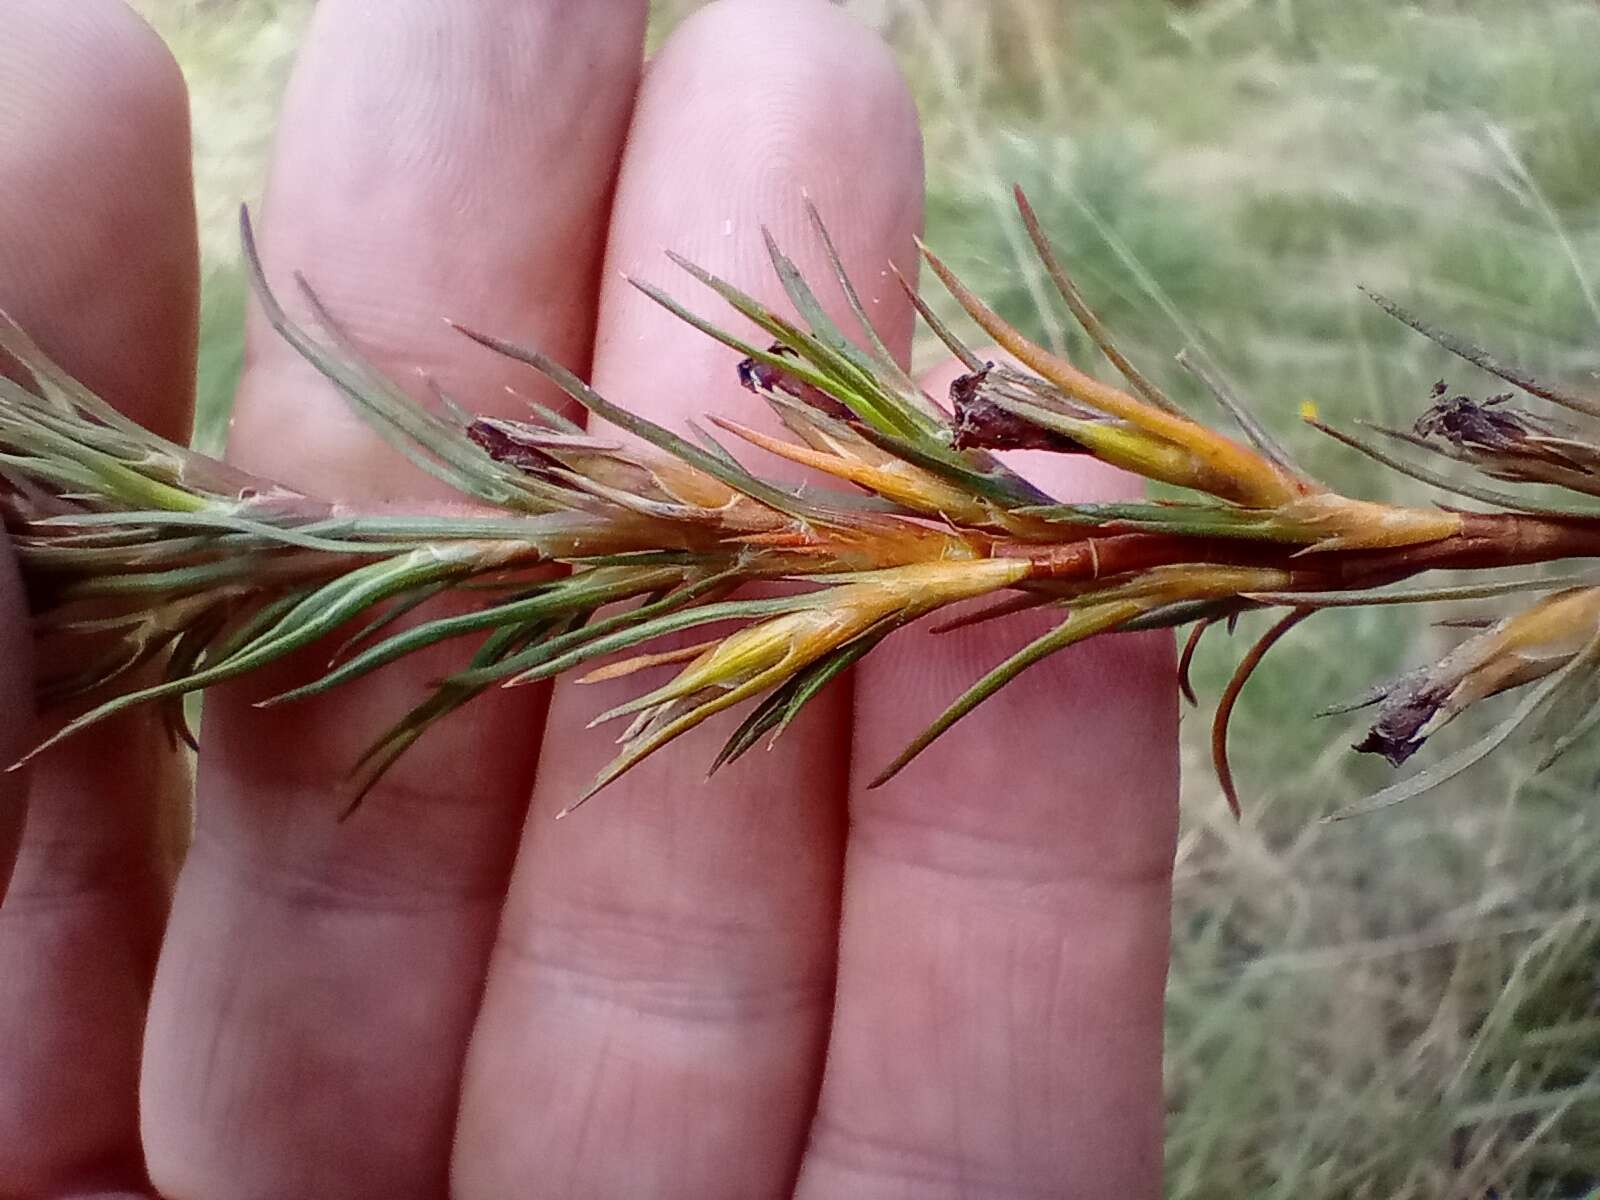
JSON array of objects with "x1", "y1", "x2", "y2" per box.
[
  {"x1": 736, "y1": 343, "x2": 857, "y2": 422},
  {"x1": 467, "y1": 417, "x2": 556, "y2": 475},
  {"x1": 949, "y1": 366, "x2": 1083, "y2": 453},
  {"x1": 1352, "y1": 668, "x2": 1451, "y2": 766},
  {"x1": 1414, "y1": 390, "x2": 1541, "y2": 455},
  {"x1": 1410, "y1": 385, "x2": 1600, "y2": 493}
]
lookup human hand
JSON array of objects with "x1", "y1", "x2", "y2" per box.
[{"x1": 0, "y1": 2, "x2": 1177, "y2": 1196}]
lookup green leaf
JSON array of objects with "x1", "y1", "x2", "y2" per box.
[
  {"x1": 445, "y1": 568, "x2": 751, "y2": 688},
  {"x1": 759, "y1": 227, "x2": 859, "y2": 362},
  {"x1": 1013, "y1": 185, "x2": 1186, "y2": 420},
  {"x1": 1174, "y1": 348, "x2": 1302, "y2": 475},
  {"x1": 1247, "y1": 573, "x2": 1600, "y2": 608},
  {"x1": 803, "y1": 198, "x2": 931, "y2": 406},
  {"x1": 1536, "y1": 687, "x2": 1600, "y2": 771},
  {"x1": 59, "y1": 554, "x2": 315, "y2": 599},
  {"x1": 38, "y1": 509, "x2": 413, "y2": 554},
  {"x1": 1307, "y1": 418, "x2": 1594, "y2": 517},
  {"x1": 569, "y1": 649, "x2": 827, "y2": 816},
  {"x1": 239, "y1": 208, "x2": 556, "y2": 512},
  {"x1": 326, "y1": 580, "x2": 457, "y2": 664},
  {"x1": 759, "y1": 224, "x2": 949, "y2": 440},
  {"x1": 0, "y1": 397, "x2": 209, "y2": 513},
  {"x1": 0, "y1": 315, "x2": 187, "y2": 446},
  {"x1": 1118, "y1": 598, "x2": 1242, "y2": 632},
  {"x1": 1016, "y1": 499, "x2": 1307, "y2": 540},
  {"x1": 259, "y1": 566, "x2": 684, "y2": 706},
  {"x1": 841, "y1": 408, "x2": 1054, "y2": 508},
  {"x1": 662, "y1": 250, "x2": 937, "y2": 444},
  {"x1": 498, "y1": 590, "x2": 817, "y2": 691},
  {"x1": 891, "y1": 261, "x2": 982, "y2": 372},
  {"x1": 868, "y1": 600, "x2": 1145, "y2": 788},
  {"x1": 343, "y1": 621, "x2": 551, "y2": 814}
]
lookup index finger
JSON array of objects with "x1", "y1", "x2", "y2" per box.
[
  {"x1": 0, "y1": 3, "x2": 197, "y2": 1193},
  {"x1": 139, "y1": 3, "x2": 650, "y2": 1195}
]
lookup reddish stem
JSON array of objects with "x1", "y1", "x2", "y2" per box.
[{"x1": 997, "y1": 512, "x2": 1600, "y2": 592}]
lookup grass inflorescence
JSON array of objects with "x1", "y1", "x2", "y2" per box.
[
  {"x1": 55, "y1": 2, "x2": 1600, "y2": 1191},
  {"x1": 6, "y1": 193, "x2": 1600, "y2": 826}
]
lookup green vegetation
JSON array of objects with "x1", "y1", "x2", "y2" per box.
[{"x1": 127, "y1": 1, "x2": 1600, "y2": 1193}]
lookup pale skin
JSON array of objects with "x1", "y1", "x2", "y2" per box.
[{"x1": 0, "y1": 1, "x2": 1178, "y2": 1196}]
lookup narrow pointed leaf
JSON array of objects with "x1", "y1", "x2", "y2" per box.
[
  {"x1": 1174, "y1": 347, "x2": 1302, "y2": 475},
  {"x1": 445, "y1": 569, "x2": 752, "y2": 688},
  {"x1": 1246, "y1": 573, "x2": 1600, "y2": 609},
  {"x1": 1363, "y1": 288, "x2": 1600, "y2": 419},
  {"x1": 868, "y1": 600, "x2": 1146, "y2": 788},
  {"x1": 1307, "y1": 418, "x2": 1593, "y2": 516},
  {"x1": 1211, "y1": 607, "x2": 1313, "y2": 818},
  {"x1": 1014, "y1": 184, "x2": 1183, "y2": 417},
  {"x1": 261, "y1": 566, "x2": 684, "y2": 706},
  {"x1": 240, "y1": 210, "x2": 544, "y2": 510},
  {"x1": 803, "y1": 197, "x2": 931, "y2": 404}
]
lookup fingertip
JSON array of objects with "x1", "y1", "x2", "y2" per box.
[
  {"x1": 4, "y1": 0, "x2": 189, "y2": 122},
  {"x1": 668, "y1": 0, "x2": 919, "y2": 139},
  {"x1": 648, "y1": 0, "x2": 923, "y2": 231},
  {"x1": 229, "y1": 0, "x2": 649, "y2": 498},
  {"x1": 0, "y1": 0, "x2": 198, "y2": 438},
  {"x1": 596, "y1": 0, "x2": 926, "y2": 440}
]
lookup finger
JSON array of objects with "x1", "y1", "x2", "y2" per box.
[
  {"x1": 0, "y1": 2, "x2": 197, "y2": 1193},
  {"x1": 453, "y1": 3, "x2": 923, "y2": 1195},
  {"x1": 796, "y1": 355, "x2": 1180, "y2": 1198},
  {"x1": 139, "y1": 4, "x2": 648, "y2": 1197},
  {"x1": 0, "y1": 539, "x2": 29, "y2": 904}
]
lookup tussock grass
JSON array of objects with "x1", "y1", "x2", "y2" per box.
[{"x1": 128, "y1": 0, "x2": 1600, "y2": 1192}]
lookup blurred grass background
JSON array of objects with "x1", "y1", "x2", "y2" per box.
[{"x1": 130, "y1": 1, "x2": 1600, "y2": 1194}]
